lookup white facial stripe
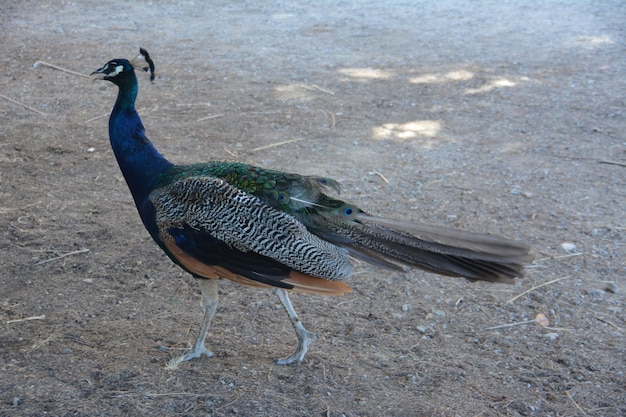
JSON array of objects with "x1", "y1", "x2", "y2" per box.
[{"x1": 108, "y1": 64, "x2": 124, "y2": 77}]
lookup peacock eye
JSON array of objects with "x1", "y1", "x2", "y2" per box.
[
  {"x1": 344, "y1": 207, "x2": 353, "y2": 216},
  {"x1": 107, "y1": 64, "x2": 125, "y2": 77}
]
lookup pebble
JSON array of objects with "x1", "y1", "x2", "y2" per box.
[
  {"x1": 416, "y1": 325, "x2": 429, "y2": 334},
  {"x1": 561, "y1": 242, "x2": 577, "y2": 253},
  {"x1": 510, "y1": 188, "x2": 532, "y2": 198},
  {"x1": 431, "y1": 309, "x2": 446, "y2": 318},
  {"x1": 205, "y1": 401, "x2": 214, "y2": 412},
  {"x1": 543, "y1": 333, "x2": 559, "y2": 341}
]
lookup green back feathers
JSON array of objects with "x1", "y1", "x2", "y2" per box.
[{"x1": 161, "y1": 161, "x2": 358, "y2": 222}]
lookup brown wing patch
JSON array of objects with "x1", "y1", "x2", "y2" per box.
[
  {"x1": 283, "y1": 271, "x2": 352, "y2": 296},
  {"x1": 164, "y1": 240, "x2": 351, "y2": 296}
]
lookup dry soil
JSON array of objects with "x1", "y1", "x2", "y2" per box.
[{"x1": 1, "y1": 1, "x2": 624, "y2": 416}]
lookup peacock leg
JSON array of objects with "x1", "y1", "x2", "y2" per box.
[
  {"x1": 273, "y1": 288, "x2": 318, "y2": 365},
  {"x1": 167, "y1": 278, "x2": 218, "y2": 368}
]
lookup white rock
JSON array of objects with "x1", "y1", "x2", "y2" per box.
[{"x1": 561, "y1": 242, "x2": 577, "y2": 252}]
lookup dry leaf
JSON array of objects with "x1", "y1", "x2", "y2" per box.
[{"x1": 535, "y1": 313, "x2": 550, "y2": 327}]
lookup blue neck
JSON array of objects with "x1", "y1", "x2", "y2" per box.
[{"x1": 108, "y1": 72, "x2": 173, "y2": 209}]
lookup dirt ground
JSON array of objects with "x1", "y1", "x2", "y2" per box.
[{"x1": 1, "y1": 1, "x2": 624, "y2": 416}]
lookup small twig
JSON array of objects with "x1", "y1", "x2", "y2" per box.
[
  {"x1": 34, "y1": 60, "x2": 89, "y2": 78},
  {"x1": 484, "y1": 318, "x2": 570, "y2": 332},
  {"x1": 318, "y1": 109, "x2": 336, "y2": 128},
  {"x1": 299, "y1": 84, "x2": 335, "y2": 95},
  {"x1": 335, "y1": 297, "x2": 358, "y2": 307},
  {"x1": 372, "y1": 170, "x2": 389, "y2": 184},
  {"x1": 197, "y1": 114, "x2": 224, "y2": 122},
  {"x1": 312, "y1": 84, "x2": 335, "y2": 95},
  {"x1": 533, "y1": 252, "x2": 583, "y2": 263},
  {"x1": 595, "y1": 316, "x2": 623, "y2": 331},
  {"x1": 32, "y1": 329, "x2": 60, "y2": 349},
  {"x1": 0, "y1": 201, "x2": 42, "y2": 214},
  {"x1": 0, "y1": 93, "x2": 47, "y2": 116},
  {"x1": 165, "y1": 351, "x2": 193, "y2": 370},
  {"x1": 566, "y1": 390, "x2": 589, "y2": 417},
  {"x1": 84, "y1": 113, "x2": 109, "y2": 123},
  {"x1": 217, "y1": 392, "x2": 241, "y2": 410},
  {"x1": 6, "y1": 315, "x2": 46, "y2": 324},
  {"x1": 36, "y1": 248, "x2": 90, "y2": 265},
  {"x1": 424, "y1": 179, "x2": 444, "y2": 189},
  {"x1": 222, "y1": 147, "x2": 238, "y2": 157},
  {"x1": 65, "y1": 335, "x2": 95, "y2": 348},
  {"x1": 598, "y1": 160, "x2": 626, "y2": 168},
  {"x1": 252, "y1": 138, "x2": 304, "y2": 152},
  {"x1": 506, "y1": 275, "x2": 571, "y2": 304}
]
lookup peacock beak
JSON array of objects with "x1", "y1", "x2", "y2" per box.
[{"x1": 90, "y1": 67, "x2": 107, "y2": 82}]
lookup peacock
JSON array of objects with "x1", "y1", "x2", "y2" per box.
[{"x1": 90, "y1": 49, "x2": 531, "y2": 366}]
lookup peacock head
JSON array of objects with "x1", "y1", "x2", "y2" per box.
[{"x1": 91, "y1": 48, "x2": 155, "y2": 85}]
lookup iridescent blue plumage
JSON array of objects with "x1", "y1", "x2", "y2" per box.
[
  {"x1": 95, "y1": 56, "x2": 172, "y2": 249},
  {"x1": 91, "y1": 49, "x2": 531, "y2": 366}
]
